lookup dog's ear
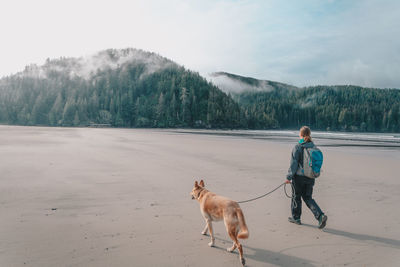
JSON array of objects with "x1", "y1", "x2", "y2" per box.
[
  {"x1": 194, "y1": 181, "x2": 199, "y2": 188},
  {"x1": 199, "y1": 180, "x2": 205, "y2": 187}
]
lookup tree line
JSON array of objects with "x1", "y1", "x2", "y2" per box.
[
  {"x1": 0, "y1": 61, "x2": 241, "y2": 129},
  {"x1": 0, "y1": 54, "x2": 399, "y2": 132},
  {"x1": 235, "y1": 85, "x2": 400, "y2": 132}
]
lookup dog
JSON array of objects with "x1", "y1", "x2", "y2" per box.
[{"x1": 191, "y1": 179, "x2": 249, "y2": 266}]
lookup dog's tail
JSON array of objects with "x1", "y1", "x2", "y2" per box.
[{"x1": 236, "y1": 208, "x2": 249, "y2": 239}]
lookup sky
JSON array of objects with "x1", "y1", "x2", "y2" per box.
[{"x1": 1, "y1": 0, "x2": 399, "y2": 88}]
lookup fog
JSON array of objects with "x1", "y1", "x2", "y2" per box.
[{"x1": 18, "y1": 49, "x2": 177, "y2": 80}]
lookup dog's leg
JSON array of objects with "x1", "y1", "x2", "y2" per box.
[
  {"x1": 224, "y1": 217, "x2": 237, "y2": 252},
  {"x1": 226, "y1": 225, "x2": 237, "y2": 252},
  {"x1": 237, "y1": 242, "x2": 245, "y2": 266},
  {"x1": 206, "y1": 219, "x2": 215, "y2": 247},
  {"x1": 227, "y1": 242, "x2": 237, "y2": 252},
  {"x1": 227, "y1": 224, "x2": 245, "y2": 266},
  {"x1": 201, "y1": 223, "x2": 208, "y2": 235},
  {"x1": 232, "y1": 235, "x2": 245, "y2": 266}
]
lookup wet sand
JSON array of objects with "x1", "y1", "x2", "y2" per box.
[{"x1": 0, "y1": 126, "x2": 399, "y2": 267}]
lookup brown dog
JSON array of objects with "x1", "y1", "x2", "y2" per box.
[{"x1": 191, "y1": 179, "x2": 249, "y2": 266}]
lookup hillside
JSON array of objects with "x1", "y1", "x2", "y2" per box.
[
  {"x1": 0, "y1": 49, "x2": 241, "y2": 128},
  {"x1": 217, "y1": 72, "x2": 400, "y2": 132},
  {"x1": 1, "y1": 50, "x2": 399, "y2": 132}
]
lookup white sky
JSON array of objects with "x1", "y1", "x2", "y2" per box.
[{"x1": 1, "y1": 0, "x2": 399, "y2": 88}]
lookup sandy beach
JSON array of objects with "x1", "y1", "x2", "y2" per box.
[{"x1": 0, "y1": 125, "x2": 399, "y2": 267}]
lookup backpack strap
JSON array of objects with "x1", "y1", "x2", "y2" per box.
[{"x1": 299, "y1": 142, "x2": 314, "y2": 168}]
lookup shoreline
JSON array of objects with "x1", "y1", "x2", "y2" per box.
[{"x1": 1, "y1": 125, "x2": 400, "y2": 147}]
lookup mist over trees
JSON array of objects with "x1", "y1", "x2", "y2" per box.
[
  {"x1": 0, "y1": 49, "x2": 399, "y2": 132},
  {"x1": 235, "y1": 85, "x2": 400, "y2": 132},
  {"x1": 211, "y1": 72, "x2": 400, "y2": 132},
  {"x1": 0, "y1": 49, "x2": 241, "y2": 128}
]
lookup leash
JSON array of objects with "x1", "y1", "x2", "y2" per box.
[{"x1": 237, "y1": 182, "x2": 297, "y2": 208}]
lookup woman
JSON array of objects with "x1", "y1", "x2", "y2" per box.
[{"x1": 286, "y1": 126, "x2": 327, "y2": 229}]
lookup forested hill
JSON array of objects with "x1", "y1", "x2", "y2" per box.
[
  {"x1": 1, "y1": 49, "x2": 399, "y2": 132},
  {"x1": 0, "y1": 49, "x2": 241, "y2": 128},
  {"x1": 215, "y1": 72, "x2": 400, "y2": 132}
]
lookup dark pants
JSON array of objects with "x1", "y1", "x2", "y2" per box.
[{"x1": 291, "y1": 175, "x2": 323, "y2": 220}]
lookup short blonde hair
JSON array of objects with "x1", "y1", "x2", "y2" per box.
[{"x1": 300, "y1": 126, "x2": 312, "y2": 142}]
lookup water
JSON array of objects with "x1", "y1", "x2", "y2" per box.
[
  {"x1": 171, "y1": 129, "x2": 400, "y2": 148},
  {"x1": 252, "y1": 130, "x2": 400, "y2": 143}
]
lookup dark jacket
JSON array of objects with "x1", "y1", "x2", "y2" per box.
[{"x1": 286, "y1": 141, "x2": 315, "y2": 180}]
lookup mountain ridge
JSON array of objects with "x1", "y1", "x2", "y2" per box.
[
  {"x1": 1, "y1": 48, "x2": 400, "y2": 132},
  {"x1": 0, "y1": 48, "x2": 241, "y2": 128},
  {"x1": 209, "y1": 71, "x2": 400, "y2": 92}
]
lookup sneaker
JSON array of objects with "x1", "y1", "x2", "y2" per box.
[
  {"x1": 318, "y1": 214, "x2": 328, "y2": 229},
  {"x1": 288, "y1": 217, "x2": 301, "y2": 225}
]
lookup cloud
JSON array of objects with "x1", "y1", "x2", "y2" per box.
[
  {"x1": 19, "y1": 49, "x2": 177, "y2": 80},
  {"x1": 0, "y1": 0, "x2": 399, "y2": 88},
  {"x1": 254, "y1": 0, "x2": 400, "y2": 88},
  {"x1": 208, "y1": 73, "x2": 275, "y2": 94}
]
